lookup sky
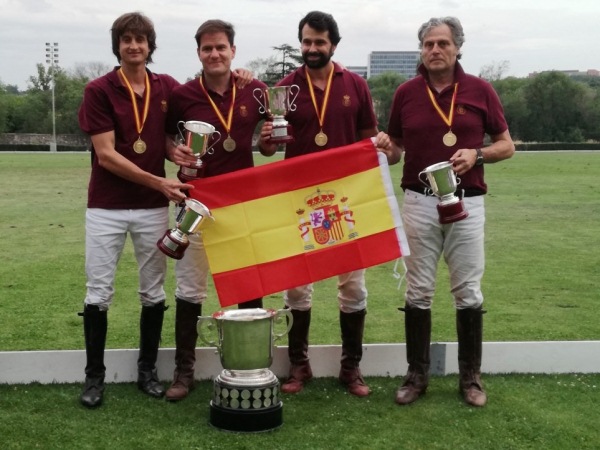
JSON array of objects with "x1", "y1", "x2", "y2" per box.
[{"x1": 0, "y1": 0, "x2": 598, "y2": 90}]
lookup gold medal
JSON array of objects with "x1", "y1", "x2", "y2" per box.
[
  {"x1": 133, "y1": 138, "x2": 147, "y2": 154},
  {"x1": 223, "y1": 136, "x2": 236, "y2": 152},
  {"x1": 315, "y1": 131, "x2": 328, "y2": 147},
  {"x1": 442, "y1": 131, "x2": 457, "y2": 147}
]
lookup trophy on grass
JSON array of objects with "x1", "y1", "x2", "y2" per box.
[
  {"x1": 253, "y1": 85, "x2": 300, "y2": 144},
  {"x1": 177, "y1": 120, "x2": 221, "y2": 181},
  {"x1": 157, "y1": 198, "x2": 214, "y2": 260},
  {"x1": 198, "y1": 308, "x2": 293, "y2": 432},
  {"x1": 419, "y1": 161, "x2": 469, "y2": 224}
]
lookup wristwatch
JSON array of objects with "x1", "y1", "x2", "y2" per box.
[{"x1": 474, "y1": 148, "x2": 484, "y2": 166}]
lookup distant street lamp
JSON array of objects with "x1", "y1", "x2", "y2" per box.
[{"x1": 45, "y1": 42, "x2": 59, "y2": 152}]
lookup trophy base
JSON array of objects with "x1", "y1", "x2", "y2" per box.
[
  {"x1": 209, "y1": 371, "x2": 283, "y2": 432},
  {"x1": 437, "y1": 199, "x2": 469, "y2": 224},
  {"x1": 209, "y1": 402, "x2": 283, "y2": 433},
  {"x1": 268, "y1": 123, "x2": 295, "y2": 144},
  {"x1": 157, "y1": 230, "x2": 189, "y2": 260},
  {"x1": 178, "y1": 167, "x2": 204, "y2": 182}
]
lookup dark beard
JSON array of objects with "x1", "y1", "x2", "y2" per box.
[{"x1": 302, "y1": 51, "x2": 331, "y2": 69}]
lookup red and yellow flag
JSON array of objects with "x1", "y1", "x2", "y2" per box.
[{"x1": 189, "y1": 138, "x2": 408, "y2": 307}]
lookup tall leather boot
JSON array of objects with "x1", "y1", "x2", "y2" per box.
[
  {"x1": 166, "y1": 298, "x2": 201, "y2": 402},
  {"x1": 137, "y1": 301, "x2": 166, "y2": 398},
  {"x1": 80, "y1": 304, "x2": 107, "y2": 408},
  {"x1": 395, "y1": 305, "x2": 431, "y2": 405},
  {"x1": 238, "y1": 298, "x2": 263, "y2": 309},
  {"x1": 457, "y1": 307, "x2": 487, "y2": 407},
  {"x1": 281, "y1": 308, "x2": 312, "y2": 394},
  {"x1": 339, "y1": 309, "x2": 370, "y2": 397}
]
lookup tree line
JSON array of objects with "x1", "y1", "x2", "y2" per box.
[{"x1": 2, "y1": 50, "x2": 600, "y2": 143}]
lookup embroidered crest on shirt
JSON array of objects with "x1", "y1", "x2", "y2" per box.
[
  {"x1": 456, "y1": 105, "x2": 467, "y2": 115},
  {"x1": 161, "y1": 100, "x2": 168, "y2": 112},
  {"x1": 342, "y1": 95, "x2": 351, "y2": 107},
  {"x1": 239, "y1": 105, "x2": 249, "y2": 117}
]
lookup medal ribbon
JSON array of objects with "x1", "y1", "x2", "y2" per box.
[
  {"x1": 305, "y1": 65, "x2": 335, "y2": 130},
  {"x1": 118, "y1": 68, "x2": 150, "y2": 136},
  {"x1": 425, "y1": 82, "x2": 458, "y2": 128},
  {"x1": 198, "y1": 76, "x2": 236, "y2": 135}
]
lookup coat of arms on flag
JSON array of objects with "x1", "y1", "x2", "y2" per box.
[{"x1": 189, "y1": 138, "x2": 409, "y2": 307}]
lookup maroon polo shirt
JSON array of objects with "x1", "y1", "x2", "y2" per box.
[
  {"x1": 166, "y1": 75, "x2": 268, "y2": 177},
  {"x1": 79, "y1": 67, "x2": 180, "y2": 209},
  {"x1": 387, "y1": 63, "x2": 508, "y2": 193},
  {"x1": 278, "y1": 63, "x2": 377, "y2": 159}
]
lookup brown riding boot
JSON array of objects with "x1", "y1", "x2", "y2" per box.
[
  {"x1": 281, "y1": 308, "x2": 313, "y2": 394},
  {"x1": 395, "y1": 305, "x2": 431, "y2": 405},
  {"x1": 457, "y1": 307, "x2": 487, "y2": 407},
  {"x1": 339, "y1": 309, "x2": 370, "y2": 397},
  {"x1": 166, "y1": 299, "x2": 201, "y2": 402}
]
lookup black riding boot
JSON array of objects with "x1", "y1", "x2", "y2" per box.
[
  {"x1": 80, "y1": 304, "x2": 107, "y2": 408},
  {"x1": 238, "y1": 298, "x2": 263, "y2": 309},
  {"x1": 138, "y1": 301, "x2": 167, "y2": 398}
]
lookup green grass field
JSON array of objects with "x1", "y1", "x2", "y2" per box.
[
  {"x1": 1, "y1": 151, "x2": 599, "y2": 449},
  {"x1": 1, "y1": 151, "x2": 599, "y2": 351}
]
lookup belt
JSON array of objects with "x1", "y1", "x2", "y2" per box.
[{"x1": 403, "y1": 185, "x2": 485, "y2": 198}]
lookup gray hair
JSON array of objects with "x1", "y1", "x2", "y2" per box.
[{"x1": 418, "y1": 17, "x2": 465, "y2": 60}]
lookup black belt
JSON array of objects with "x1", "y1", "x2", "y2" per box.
[{"x1": 403, "y1": 185, "x2": 485, "y2": 198}]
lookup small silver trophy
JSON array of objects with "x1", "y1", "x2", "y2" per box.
[
  {"x1": 419, "y1": 161, "x2": 469, "y2": 224},
  {"x1": 198, "y1": 308, "x2": 293, "y2": 432},
  {"x1": 177, "y1": 120, "x2": 221, "y2": 181},
  {"x1": 157, "y1": 198, "x2": 214, "y2": 259},
  {"x1": 253, "y1": 85, "x2": 300, "y2": 144}
]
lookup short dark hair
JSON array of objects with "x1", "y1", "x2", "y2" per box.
[
  {"x1": 111, "y1": 12, "x2": 157, "y2": 63},
  {"x1": 298, "y1": 11, "x2": 341, "y2": 45},
  {"x1": 194, "y1": 19, "x2": 235, "y2": 47}
]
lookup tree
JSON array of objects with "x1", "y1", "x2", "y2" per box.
[
  {"x1": 522, "y1": 71, "x2": 594, "y2": 142},
  {"x1": 479, "y1": 60, "x2": 510, "y2": 81},
  {"x1": 367, "y1": 72, "x2": 406, "y2": 131},
  {"x1": 246, "y1": 56, "x2": 277, "y2": 83},
  {"x1": 247, "y1": 44, "x2": 302, "y2": 86},
  {"x1": 492, "y1": 77, "x2": 530, "y2": 141}
]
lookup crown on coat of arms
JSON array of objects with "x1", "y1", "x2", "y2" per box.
[{"x1": 305, "y1": 188, "x2": 336, "y2": 209}]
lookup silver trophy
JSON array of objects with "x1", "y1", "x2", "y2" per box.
[
  {"x1": 253, "y1": 85, "x2": 299, "y2": 144},
  {"x1": 177, "y1": 120, "x2": 221, "y2": 181},
  {"x1": 198, "y1": 308, "x2": 293, "y2": 432},
  {"x1": 419, "y1": 161, "x2": 469, "y2": 224},
  {"x1": 157, "y1": 198, "x2": 214, "y2": 260}
]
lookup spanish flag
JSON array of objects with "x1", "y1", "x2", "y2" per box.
[{"x1": 189, "y1": 138, "x2": 408, "y2": 307}]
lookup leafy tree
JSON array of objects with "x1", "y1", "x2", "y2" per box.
[
  {"x1": 246, "y1": 56, "x2": 277, "y2": 83},
  {"x1": 248, "y1": 44, "x2": 302, "y2": 86},
  {"x1": 367, "y1": 71, "x2": 406, "y2": 131},
  {"x1": 479, "y1": 60, "x2": 510, "y2": 82},
  {"x1": 492, "y1": 77, "x2": 530, "y2": 141},
  {"x1": 522, "y1": 71, "x2": 593, "y2": 142}
]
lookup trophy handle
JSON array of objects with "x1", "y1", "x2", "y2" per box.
[
  {"x1": 206, "y1": 131, "x2": 222, "y2": 155},
  {"x1": 272, "y1": 308, "x2": 293, "y2": 342},
  {"x1": 288, "y1": 85, "x2": 300, "y2": 112},
  {"x1": 176, "y1": 121, "x2": 186, "y2": 144},
  {"x1": 197, "y1": 316, "x2": 221, "y2": 350},
  {"x1": 253, "y1": 88, "x2": 267, "y2": 114},
  {"x1": 418, "y1": 171, "x2": 433, "y2": 196}
]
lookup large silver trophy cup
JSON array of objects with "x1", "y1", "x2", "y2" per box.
[
  {"x1": 198, "y1": 308, "x2": 293, "y2": 432},
  {"x1": 253, "y1": 85, "x2": 299, "y2": 144},
  {"x1": 419, "y1": 161, "x2": 469, "y2": 224},
  {"x1": 157, "y1": 198, "x2": 214, "y2": 260},
  {"x1": 177, "y1": 120, "x2": 221, "y2": 181}
]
